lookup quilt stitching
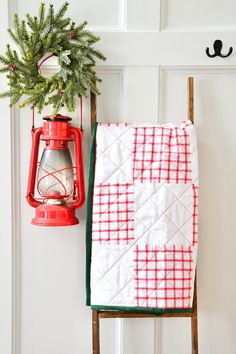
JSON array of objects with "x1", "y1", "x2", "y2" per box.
[
  {"x1": 134, "y1": 183, "x2": 193, "y2": 233},
  {"x1": 92, "y1": 201, "x2": 193, "y2": 298},
  {"x1": 137, "y1": 183, "x2": 193, "y2": 216},
  {"x1": 132, "y1": 128, "x2": 172, "y2": 181},
  {"x1": 90, "y1": 121, "x2": 198, "y2": 308},
  {"x1": 134, "y1": 245, "x2": 193, "y2": 308},
  {"x1": 133, "y1": 126, "x2": 191, "y2": 182},
  {"x1": 97, "y1": 124, "x2": 133, "y2": 156},
  {"x1": 133, "y1": 126, "x2": 192, "y2": 183},
  {"x1": 92, "y1": 213, "x2": 193, "y2": 296},
  {"x1": 101, "y1": 238, "x2": 194, "y2": 306},
  {"x1": 91, "y1": 269, "x2": 122, "y2": 304},
  {"x1": 92, "y1": 183, "x2": 134, "y2": 244},
  {"x1": 106, "y1": 278, "x2": 135, "y2": 305},
  {"x1": 149, "y1": 183, "x2": 194, "y2": 245},
  {"x1": 92, "y1": 250, "x2": 136, "y2": 300},
  {"x1": 96, "y1": 149, "x2": 133, "y2": 183},
  {"x1": 91, "y1": 180, "x2": 194, "y2": 305},
  {"x1": 95, "y1": 127, "x2": 134, "y2": 184},
  {"x1": 97, "y1": 124, "x2": 194, "y2": 185},
  {"x1": 91, "y1": 184, "x2": 167, "y2": 254},
  {"x1": 92, "y1": 182, "x2": 194, "y2": 288}
]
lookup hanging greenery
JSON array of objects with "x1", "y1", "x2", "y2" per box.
[{"x1": 0, "y1": 2, "x2": 106, "y2": 117}]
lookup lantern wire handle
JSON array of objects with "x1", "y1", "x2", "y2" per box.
[
  {"x1": 31, "y1": 54, "x2": 55, "y2": 134},
  {"x1": 30, "y1": 52, "x2": 84, "y2": 132},
  {"x1": 79, "y1": 96, "x2": 83, "y2": 130},
  {"x1": 31, "y1": 106, "x2": 35, "y2": 133},
  {"x1": 30, "y1": 54, "x2": 84, "y2": 132}
]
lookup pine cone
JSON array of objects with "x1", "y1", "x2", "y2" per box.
[
  {"x1": 57, "y1": 88, "x2": 64, "y2": 96},
  {"x1": 67, "y1": 31, "x2": 76, "y2": 40},
  {"x1": 8, "y1": 63, "x2": 16, "y2": 71}
]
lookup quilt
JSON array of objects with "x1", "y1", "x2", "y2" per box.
[{"x1": 86, "y1": 120, "x2": 198, "y2": 313}]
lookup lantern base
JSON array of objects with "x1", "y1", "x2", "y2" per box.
[{"x1": 32, "y1": 204, "x2": 79, "y2": 227}]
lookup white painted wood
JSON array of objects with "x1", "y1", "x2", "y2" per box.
[
  {"x1": 115, "y1": 319, "x2": 124, "y2": 354},
  {"x1": 0, "y1": 1, "x2": 13, "y2": 354},
  {"x1": 17, "y1": 0, "x2": 125, "y2": 31},
  {"x1": 18, "y1": 103, "x2": 92, "y2": 354},
  {"x1": 97, "y1": 69, "x2": 123, "y2": 122},
  {"x1": 11, "y1": 107, "x2": 21, "y2": 354},
  {"x1": 123, "y1": 319, "x2": 155, "y2": 354},
  {"x1": 159, "y1": 318, "x2": 191, "y2": 354},
  {"x1": 99, "y1": 319, "x2": 117, "y2": 354},
  {"x1": 159, "y1": 67, "x2": 236, "y2": 354},
  {"x1": 122, "y1": 67, "x2": 159, "y2": 123},
  {"x1": 127, "y1": 0, "x2": 161, "y2": 31},
  {"x1": 161, "y1": 0, "x2": 236, "y2": 31},
  {"x1": 96, "y1": 32, "x2": 236, "y2": 66},
  {"x1": 3, "y1": 0, "x2": 236, "y2": 353},
  {"x1": 154, "y1": 319, "x2": 162, "y2": 354}
]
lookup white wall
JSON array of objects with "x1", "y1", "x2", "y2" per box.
[
  {"x1": 0, "y1": 1, "x2": 13, "y2": 353},
  {"x1": 1, "y1": 0, "x2": 236, "y2": 354}
]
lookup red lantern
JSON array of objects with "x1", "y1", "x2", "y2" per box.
[{"x1": 26, "y1": 114, "x2": 85, "y2": 226}]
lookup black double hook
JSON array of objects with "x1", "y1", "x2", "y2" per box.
[{"x1": 206, "y1": 39, "x2": 233, "y2": 58}]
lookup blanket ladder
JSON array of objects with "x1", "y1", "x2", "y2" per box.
[{"x1": 90, "y1": 77, "x2": 198, "y2": 354}]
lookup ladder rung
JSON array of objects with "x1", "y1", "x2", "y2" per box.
[{"x1": 98, "y1": 311, "x2": 193, "y2": 318}]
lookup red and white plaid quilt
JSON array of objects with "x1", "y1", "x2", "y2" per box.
[{"x1": 89, "y1": 120, "x2": 198, "y2": 309}]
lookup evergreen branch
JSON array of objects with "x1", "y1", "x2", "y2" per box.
[
  {"x1": 0, "y1": 55, "x2": 9, "y2": 65},
  {"x1": 7, "y1": 29, "x2": 20, "y2": 45},
  {"x1": 21, "y1": 20, "x2": 29, "y2": 40},
  {"x1": 0, "y1": 67, "x2": 9, "y2": 73},
  {"x1": 39, "y1": 2, "x2": 45, "y2": 28},
  {"x1": 6, "y1": 45, "x2": 13, "y2": 61},
  {"x1": 54, "y1": 2, "x2": 69, "y2": 24},
  {"x1": 74, "y1": 20, "x2": 88, "y2": 32},
  {"x1": 0, "y1": 90, "x2": 11, "y2": 98},
  {"x1": 0, "y1": 1, "x2": 106, "y2": 117},
  {"x1": 26, "y1": 14, "x2": 36, "y2": 31},
  {"x1": 10, "y1": 92, "x2": 23, "y2": 106},
  {"x1": 13, "y1": 14, "x2": 21, "y2": 35},
  {"x1": 47, "y1": 4, "x2": 54, "y2": 28}
]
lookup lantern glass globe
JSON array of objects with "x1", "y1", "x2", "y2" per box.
[{"x1": 37, "y1": 148, "x2": 74, "y2": 203}]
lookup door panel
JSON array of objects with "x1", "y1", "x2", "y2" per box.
[
  {"x1": 0, "y1": 2, "x2": 12, "y2": 354},
  {"x1": 123, "y1": 318, "x2": 155, "y2": 353},
  {"x1": 159, "y1": 68, "x2": 236, "y2": 354},
  {"x1": 97, "y1": 69, "x2": 123, "y2": 122},
  {"x1": 162, "y1": 0, "x2": 236, "y2": 30},
  {"x1": 127, "y1": 0, "x2": 161, "y2": 31},
  {"x1": 122, "y1": 67, "x2": 159, "y2": 122},
  {"x1": 4, "y1": 0, "x2": 236, "y2": 353},
  {"x1": 17, "y1": 0, "x2": 123, "y2": 30}
]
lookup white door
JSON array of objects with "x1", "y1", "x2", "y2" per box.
[
  {"x1": 0, "y1": 1, "x2": 13, "y2": 354},
  {"x1": 1, "y1": 1, "x2": 236, "y2": 354}
]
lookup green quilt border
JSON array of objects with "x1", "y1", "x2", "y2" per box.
[
  {"x1": 86, "y1": 122, "x2": 98, "y2": 306},
  {"x1": 91, "y1": 305, "x2": 193, "y2": 314}
]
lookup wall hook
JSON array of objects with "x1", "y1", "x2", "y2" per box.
[{"x1": 206, "y1": 39, "x2": 233, "y2": 58}]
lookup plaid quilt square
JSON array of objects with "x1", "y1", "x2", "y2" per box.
[
  {"x1": 92, "y1": 183, "x2": 134, "y2": 244},
  {"x1": 133, "y1": 126, "x2": 192, "y2": 183},
  {"x1": 134, "y1": 245, "x2": 193, "y2": 308}
]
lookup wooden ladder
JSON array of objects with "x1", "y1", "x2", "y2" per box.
[{"x1": 90, "y1": 77, "x2": 198, "y2": 354}]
